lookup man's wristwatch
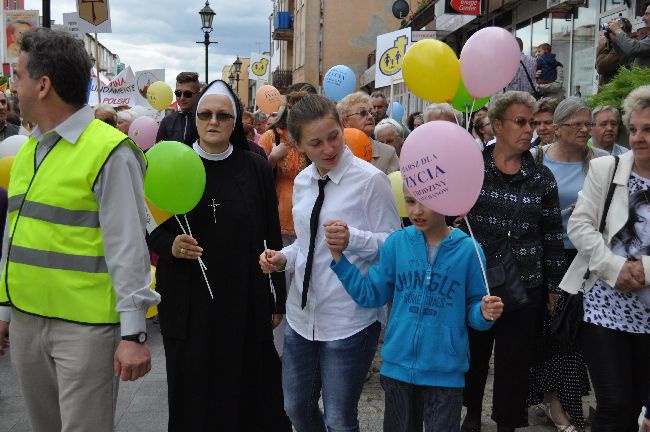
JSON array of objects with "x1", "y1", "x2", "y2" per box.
[{"x1": 121, "y1": 332, "x2": 147, "y2": 344}]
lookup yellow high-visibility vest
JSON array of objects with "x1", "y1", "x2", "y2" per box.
[{"x1": 0, "y1": 120, "x2": 140, "y2": 324}]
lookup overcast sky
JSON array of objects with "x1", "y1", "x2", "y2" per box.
[{"x1": 24, "y1": 0, "x2": 273, "y2": 86}]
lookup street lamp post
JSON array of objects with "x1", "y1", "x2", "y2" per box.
[
  {"x1": 228, "y1": 71, "x2": 235, "y2": 88},
  {"x1": 232, "y1": 57, "x2": 242, "y2": 93},
  {"x1": 196, "y1": 1, "x2": 217, "y2": 85}
]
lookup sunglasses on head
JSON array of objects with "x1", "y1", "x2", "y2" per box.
[{"x1": 175, "y1": 90, "x2": 196, "y2": 98}]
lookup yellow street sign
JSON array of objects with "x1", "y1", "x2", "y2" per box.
[{"x1": 77, "y1": 0, "x2": 109, "y2": 26}]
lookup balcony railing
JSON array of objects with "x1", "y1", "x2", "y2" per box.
[{"x1": 271, "y1": 69, "x2": 293, "y2": 93}]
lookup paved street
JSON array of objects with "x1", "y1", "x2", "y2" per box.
[{"x1": 1, "y1": 319, "x2": 592, "y2": 431}]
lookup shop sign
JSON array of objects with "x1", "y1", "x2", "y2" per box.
[{"x1": 444, "y1": 0, "x2": 481, "y2": 15}]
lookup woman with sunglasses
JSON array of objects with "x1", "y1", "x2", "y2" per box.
[
  {"x1": 337, "y1": 91, "x2": 399, "y2": 174},
  {"x1": 459, "y1": 91, "x2": 566, "y2": 432},
  {"x1": 527, "y1": 97, "x2": 607, "y2": 432},
  {"x1": 260, "y1": 94, "x2": 401, "y2": 431},
  {"x1": 147, "y1": 80, "x2": 290, "y2": 431}
]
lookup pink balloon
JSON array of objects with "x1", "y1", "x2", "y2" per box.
[
  {"x1": 460, "y1": 27, "x2": 520, "y2": 98},
  {"x1": 399, "y1": 121, "x2": 484, "y2": 216},
  {"x1": 128, "y1": 116, "x2": 158, "y2": 151}
]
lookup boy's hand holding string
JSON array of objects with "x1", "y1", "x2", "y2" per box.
[{"x1": 324, "y1": 220, "x2": 349, "y2": 262}]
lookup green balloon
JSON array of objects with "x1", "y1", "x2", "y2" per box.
[
  {"x1": 144, "y1": 141, "x2": 206, "y2": 215},
  {"x1": 451, "y1": 79, "x2": 491, "y2": 113}
]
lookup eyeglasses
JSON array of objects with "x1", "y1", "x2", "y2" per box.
[
  {"x1": 196, "y1": 111, "x2": 235, "y2": 122},
  {"x1": 504, "y1": 117, "x2": 536, "y2": 128},
  {"x1": 346, "y1": 109, "x2": 372, "y2": 119},
  {"x1": 561, "y1": 122, "x2": 595, "y2": 130},
  {"x1": 532, "y1": 120, "x2": 554, "y2": 127},
  {"x1": 175, "y1": 90, "x2": 197, "y2": 98}
]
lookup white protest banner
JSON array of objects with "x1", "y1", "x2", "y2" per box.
[
  {"x1": 88, "y1": 67, "x2": 109, "y2": 106},
  {"x1": 375, "y1": 28, "x2": 411, "y2": 88},
  {"x1": 135, "y1": 69, "x2": 165, "y2": 108},
  {"x1": 76, "y1": 0, "x2": 112, "y2": 33},
  {"x1": 249, "y1": 52, "x2": 270, "y2": 82},
  {"x1": 88, "y1": 66, "x2": 137, "y2": 107},
  {"x1": 62, "y1": 13, "x2": 85, "y2": 41}
]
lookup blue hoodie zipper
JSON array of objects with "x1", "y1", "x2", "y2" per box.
[{"x1": 409, "y1": 229, "x2": 449, "y2": 383}]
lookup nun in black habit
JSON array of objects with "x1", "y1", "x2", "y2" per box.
[{"x1": 147, "y1": 80, "x2": 290, "y2": 431}]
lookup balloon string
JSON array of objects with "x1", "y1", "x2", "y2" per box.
[
  {"x1": 464, "y1": 216, "x2": 490, "y2": 296},
  {"x1": 175, "y1": 215, "x2": 213, "y2": 299}
]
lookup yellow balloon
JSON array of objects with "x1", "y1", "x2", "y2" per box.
[
  {"x1": 146, "y1": 265, "x2": 158, "y2": 319},
  {"x1": 0, "y1": 156, "x2": 15, "y2": 189},
  {"x1": 402, "y1": 39, "x2": 461, "y2": 103},
  {"x1": 146, "y1": 81, "x2": 174, "y2": 111},
  {"x1": 388, "y1": 171, "x2": 407, "y2": 218}
]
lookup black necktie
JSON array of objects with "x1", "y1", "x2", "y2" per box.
[{"x1": 301, "y1": 177, "x2": 330, "y2": 309}]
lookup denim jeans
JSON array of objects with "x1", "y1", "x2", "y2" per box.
[
  {"x1": 282, "y1": 321, "x2": 381, "y2": 432},
  {"x1": 380, "y1": 375, "x2": 462, "y2": 432}
]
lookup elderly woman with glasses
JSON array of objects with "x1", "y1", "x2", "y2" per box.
[
  {"x1": 337, "y1": 92, "x2": 399, "y2": 174},
  {"x1": 560, "y1": 85, "x2": 650, "y2": 431},
  {"x1": 459, "y1": 91, "x2": 566, "y2": 432},
  {"x1": 527, "y1": 97, "x2": 608, "y2": 431},
  {"x1": 146, "y1": 80, "x2": 290, "y2": 431}
]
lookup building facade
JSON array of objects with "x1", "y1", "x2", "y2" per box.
[
  {"x1": 368, "y1": 0, "x2": 649, "y2": 117},
  {"x1": 270, "y1": 0, "x2": 402, "y2": 92}
]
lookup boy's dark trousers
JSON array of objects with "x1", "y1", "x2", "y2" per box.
[
  {"x1": 462, "y1": 288, "x2": 544, "y2": 429},
  {"x1": 381, "y1": 375, "x2": 463, "y2": 432}
]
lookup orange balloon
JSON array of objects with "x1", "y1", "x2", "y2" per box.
[
  {"x1": 256, "y1": 85, "x2": 284, "y2": 114},
  {"x1": 344, "y1": 128, "x2": 372, "y2": 162},
  {"x1": 0, "y1": 156, "x2": 14, "y2": 189}
]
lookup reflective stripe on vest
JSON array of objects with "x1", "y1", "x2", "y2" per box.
[{"x1": 0, "y1": 120, "x2": 142, "y2": 324}]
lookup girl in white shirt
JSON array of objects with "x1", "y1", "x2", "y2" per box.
[{"x1": 260, "y1": 94, "x2": 401, "y2": 431}]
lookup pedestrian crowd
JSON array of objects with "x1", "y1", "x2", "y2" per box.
[{"x1": 0, "y1": 21, "x2": 649, "y2": 432}]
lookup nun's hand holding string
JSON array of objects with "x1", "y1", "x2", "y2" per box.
[{"x1": 172, "y1": 234, "x2": 203, "y2": 260}]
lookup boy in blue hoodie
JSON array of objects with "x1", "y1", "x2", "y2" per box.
[
  {"x1": 325, "y1": 187, "x2": 504, "y2": 432},
  {"x1": 535, "y1": 43, "x2": 559, "y2": 84}
]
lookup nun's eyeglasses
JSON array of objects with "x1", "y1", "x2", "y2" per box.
[{"x1": 197, "y1": 111, "x2": 235, "y2": 123}]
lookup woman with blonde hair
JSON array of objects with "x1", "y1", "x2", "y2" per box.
[{"x1": 561, "y1": 85, "x2": 650, "y2": 431}]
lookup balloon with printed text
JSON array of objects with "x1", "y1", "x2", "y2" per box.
[
  {"x1": 402, "y1": 39, "x2": 460, "y2": 103},
  {"x1": 144, "y1": 141, "x2": 206, "y2": 215},
  {"x1": 128, "y1": 116, "x2": 158, "y2": 151},
  {"x1": 460, "y1": 27, "x2": 520, "y2": 98},
  {"x1": 256, "y1": 85, "x2": 284, "y2": 114},
  {"x1": 343, "y1": 128, "x2": 372, "y2": 162},
  {"x1": 146, "y1": 81, "x2": 174, "y2": 111},
  {"x1": 399, "y1": 121, "x2": 484, "y2": 216},
  {"x1": 323, "y1": 65, "x2": 356, "y2": 102}
]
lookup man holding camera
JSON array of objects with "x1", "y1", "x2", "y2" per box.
[{"x1": 608, "y1": 5, "x2": 650, "y2": 67}]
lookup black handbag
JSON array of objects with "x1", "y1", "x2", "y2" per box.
[
  {"x1": 483, "y1": 184, "x2": 529, "y2": 313},
  {"x1": 551, "y1": 156, "x2": 620, "y2": 345}
]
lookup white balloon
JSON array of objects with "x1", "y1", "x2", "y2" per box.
[{"x1": 0, "y1": 135, "x2": 28, "y2": 158}]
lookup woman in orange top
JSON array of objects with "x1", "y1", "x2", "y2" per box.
[{"x1": 259, "y1": 99, "x2": 311, "y2": 244}]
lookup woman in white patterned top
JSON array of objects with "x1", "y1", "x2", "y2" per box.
[{"x1": 562, "y1": 85, "x2": 650, "y2": 431}]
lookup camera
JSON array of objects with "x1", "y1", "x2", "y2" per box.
[{"x1": 601, "y1": 17, "x2": 625, "y2": 37}]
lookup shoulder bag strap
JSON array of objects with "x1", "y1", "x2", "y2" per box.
[
  {"x1": 520, "y1": 59, "x2": 537, "y2": 92},
  {"x1": 582, "y1": 155, "x2": 620, "y2": 282}
]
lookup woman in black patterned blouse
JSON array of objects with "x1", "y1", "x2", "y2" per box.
[{"x1": 460, "y1": 91, "x2": 566, "y2": 432}]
